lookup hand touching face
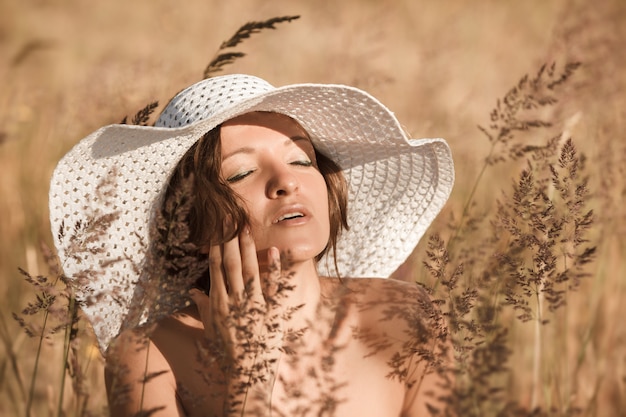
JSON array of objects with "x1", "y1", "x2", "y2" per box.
[{"x1": 219, "y1": 112, "x2": 330, "y2": 265}]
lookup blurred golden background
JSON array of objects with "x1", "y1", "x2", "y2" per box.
[{"x1": 1, "y1": 0, "x2": 624, "y2": 415}]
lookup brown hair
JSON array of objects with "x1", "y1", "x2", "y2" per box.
[{"x1": 160, "y1": 116, "x2": 349, "y2": 288}]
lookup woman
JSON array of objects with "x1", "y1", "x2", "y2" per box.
[{"x1": 49, "y1": 74, "x2": 455, "y2": 416}]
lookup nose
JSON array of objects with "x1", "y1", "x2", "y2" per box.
[{"x1": 266, "y1": 164, "x2": 299, "y2": 199}]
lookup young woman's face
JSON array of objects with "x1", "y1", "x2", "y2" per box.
[{"x1": 219, "y1": 112, "x2": 330, "y2": 263}]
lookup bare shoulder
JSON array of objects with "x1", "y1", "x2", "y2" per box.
[
  {"x1": 104, "y1": 306, "x2": 209, "y2": 416},
  {"x1": 351, "y1": 277, "x2": 430, "y2": 297},
  {"x1": 325, "y1": 277, "x2": 440, "y2": 342},
  {"x1": 105, "y1": 326, "x2": 182, "y2": 416},
  {"x1": 105, "y1": 327, "x2": 171, "y2": 384},
  {"x1": 335, "y1": 278, "x2": 449, "y2": 415},
  {"x1": 340, "y1": 277, "x2": 434, "y2": 313}
]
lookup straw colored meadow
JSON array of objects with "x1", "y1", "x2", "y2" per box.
[{"x1": 1, "y1": 0, "x2": 624, "y2": 415}]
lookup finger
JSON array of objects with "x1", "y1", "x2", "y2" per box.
[
  {"x1": 222, "y1": 234, "x2": 245, "y2": 300},
  {"x1": 208, "y1": 244, "x2": 228, "y2": 313},
  {"x1": 239, "y1": 226, "x2": 263, "y2": 302},
  {"x1": 268, "y1": 247, "x2": 281, "y2": 277},
  {"x1": 189, "y1": 288, "x2": 211, "y2": 317},
  {"x1": 255, "y1": 248, "x2": 271, "y2": 273},
  {"x1": 262, "y1": 247, "x2": 282, "y2": 303},
  {"x1": 189, "y1": 288, "x2": 217, "y2": 338}
]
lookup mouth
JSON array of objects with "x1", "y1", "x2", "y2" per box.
[
  {"x1": 272, "y1": 205, "x2": 310, "y2": 224},
  {"x1": 274, "y1": 212, "x2": 305, "y2": 223}
]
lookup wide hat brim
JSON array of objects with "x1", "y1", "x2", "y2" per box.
[{"x1": 49, "y1": 75, "x2": 454, "y2": 352}]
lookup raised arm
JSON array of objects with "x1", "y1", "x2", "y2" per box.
[{"x1": 188, "y1": 228, "x2": 286, "y2": 416}]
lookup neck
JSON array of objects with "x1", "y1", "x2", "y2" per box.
[{"x1": 272, "y1": 258, "x2": 322, "y2": 327}]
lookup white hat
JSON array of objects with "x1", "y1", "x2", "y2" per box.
[{"x1": 49, "y1": 74, "x2": 454, "y2": 352}]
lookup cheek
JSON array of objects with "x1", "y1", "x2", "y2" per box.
[
  {"x1": 236, "y1": 192, "x2": 263, "y2": 229},
  {"x1": 228, "y1": 182, "x2": 257, "y2": 213},
  {"x1": 316, "y1": 179, "x2": 331, "y2": 229}
]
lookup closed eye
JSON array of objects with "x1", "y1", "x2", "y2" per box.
[
  {"x1": 227, "y1": 160, "x2": 312, "y2": 183},
  {"x1": 226, "y1": 170, "x2": 254, "y2": 183},
  {"x1": 290, "y1": 160, "x2": 313, "y2": 167}
]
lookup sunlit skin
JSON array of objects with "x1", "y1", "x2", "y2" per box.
[
  {"x1": 220, "y1": 112, "x2": 330, "y2": 275},
  {"x1": 105, "y1": 112, "x2": 445, "y2": 417}
]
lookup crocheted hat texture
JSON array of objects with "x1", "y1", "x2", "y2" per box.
[{"x1": 49, "y1": 74, "x2": 454, "y2": 352}]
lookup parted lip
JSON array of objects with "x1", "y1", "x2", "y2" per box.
[{"x1": 271, "y1": 203, "x2": 311, "y2": 224}]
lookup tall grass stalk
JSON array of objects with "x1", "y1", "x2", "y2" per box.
[
  {"x1": 449, "y1": 143, "x2": 497, "y2": 250},
  {"x1": 532, "y1": 279, "x2": 544, "y2": 409},
  {"x1": 56, "y1": 294, "x2": 76, "y2": 417},
  {"x1": 25, "y1": 304, "x2": 50, "y2": 417},
  {"x1": 530, "y1": 132, "x2": 560, "y2": 410},
  {"x1": 0, "y1": 311, "x2": 27, "y2": 417},
  {"x1": 449, "y1": 62, "x2": 580, "y2": 252},
  {"x1": 139, "y1": 339, "x2": 151, "y2": 414}
]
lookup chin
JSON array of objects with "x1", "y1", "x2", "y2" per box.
[
  {"x1": 256, "y1": 229, "x2": 328, "y2": 262},
  {"x1": 277, "y1": 246, "x2": 324, "y2": 264},
  {"x1": 258, "y1": 238, "x2": 326, "y2": 266}
]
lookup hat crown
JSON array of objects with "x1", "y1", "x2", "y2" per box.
[{"x1": 155, "y1": 75, "x2": 275, "y2": 128}]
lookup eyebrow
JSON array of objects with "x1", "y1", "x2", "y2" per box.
[{"x1": 222, "y1": 135, "x2": 311, "y2": 161}]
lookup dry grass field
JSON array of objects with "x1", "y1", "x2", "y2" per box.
[{"x1": 0, "y1": 0, "x2": 624, "y2": 415}]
